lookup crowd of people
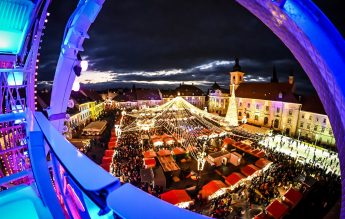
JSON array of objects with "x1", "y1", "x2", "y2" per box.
[
  {"x1": 111, "y1": 115, "x2": 163, "y2": 197},
  {"x1": 205, "y1": 131, "x2": 341, "y2": 218},
  {"x1": 85, "y1": 109, "x2": 341, "y2": 218}
]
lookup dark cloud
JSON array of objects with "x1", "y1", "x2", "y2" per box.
[{"x1": 39, "y1": 0, "x2": 344, "y2": 94}]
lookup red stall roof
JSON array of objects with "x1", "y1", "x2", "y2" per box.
[
  {"x1": 157, "y1": 150, "x2": 171, "y2": 156},
  {"x1": 172, "y1": 147, "x2": 185, "y2": 155},
  {"x1": 223, "y1": 138, "x2": 235, "y2": 145},
  {"x1": 143, "y1": 151, "x2": 157, "y2": 158},
  {"x1": 143, "y1": 158, "x2": 156, "y2": 168},
  {"x1": 266, "y1": 200, "x2": 289, "y2": 219},
  {"x1": 200, "y1": 180, "x2": 226, "y2": 199},
  {"x1": 109, "y1": 137, "x2": 117, "y2": 142},
  {"x1": 102, "y1": 156, "x2": 112, "y2": 165},
  {"x1": 160, "y1": 190, "x2": 191, "y2": 205},
  {"x1": 283, "y1": 188, "x2": 303, "y2": 208},
  {"x1": 255, "y1": 158, "x2": 271, "y2": 169},
  {"x1": 225, "y1": 172, "x2": 245, "y2": 186},
  {"x1": 108, "y1": 141, "x2": 117, "y2": 149},
  {"x1": 241, "y1": 164, "x2": 260, "y2": 177},
  {"x1": 104, "y1": 150, "x2": 114, "y2": 157}
]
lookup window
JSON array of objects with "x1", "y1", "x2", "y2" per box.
[
  {"x1": 300, "y1": 122, "x2": 304, "y2": 128},
  {"x1": 233, "y1": 76, "x2": 235, "y2": 81},
  {"x1": 321, "y1": 127, "x2": 325, "y2": 133},
  {"x1": 256, "y1": 104, "x2": 260, "y2": 110},
  {"x1": 264, "y1": 117, "x2": 268, "y2": 125},
  {"x1": 329, "y1": 129, "x2": 333, "y2": 135},
  {"x1": 239, "y1": 112, "x2": 242, "y2": 116},
  {"x1": 316, "y1": 117, "x2": 319, "y2": 122},
  {"x1": 302, "y1": 114, "x2": 305, "y2": 119},
  {"x1": 309, "y1": 115, "x2": 312, "y2": 120},
  {"x1": 239, "y1": 102, "x2": 242, "y2": 107},
  {"x1": 274, "y1": 119, "x2": 279, "y2": 128},
  {"x1": 246, "y1": 113, "x2": 250, "y2": 119},
  {"x1": 314, "y1": 125, "x2": 318, "y2": 131},
  {"x1": 276, "y1": 107, "x2": 280, "y2": 113},
  {"x1": 254, "y1": 115, "x2": 259, "y2": 121},
  {"x1": 247, "y1": 103, "x2": 250, "y2": 108},
  {"x1": 323, "y1": 118, "x2": 327, "y2": 123},
  {"x1": 266, "y1": 106, "x2": 269, "y2": 111},
  {"x1": 307, "y1": 124, "x2": 310, "y2": 129},
  {"x1": 287, "y1": 118, "x2": 291, "y2": 124},
  {"x1": 288, "y1": 109, "x2": 293, "y2": 116}
]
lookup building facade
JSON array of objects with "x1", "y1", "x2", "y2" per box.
[
  {"x1": 114, "y1": 88, "x2": 163, "y2": 109},
  {"x1": 161, "y1": 83, "x2": 206, "y2": 109},
  {"x1": 208, "y1": 58, "x2": 336, "y2": 146},
  {"x1": 208, "y1": 82, "x2": 229, "y2": 115}
]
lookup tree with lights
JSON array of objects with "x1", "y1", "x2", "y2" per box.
[{"x1": 225, "y1": 84, "x2": 239, "y2": 126}]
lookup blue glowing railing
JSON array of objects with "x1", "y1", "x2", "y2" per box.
[{"x1": 31, "y1": 111, "x2": 207, "y2": 219}]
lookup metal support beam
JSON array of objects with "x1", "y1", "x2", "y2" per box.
[
  {"x1": 26, "y1": 111, "x2": 65, "y2": 218},
  {"x1": 48, "y1": 0, "x2": 105, "y2": 132}
]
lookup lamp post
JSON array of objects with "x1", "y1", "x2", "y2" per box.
[
  {"x1": 298, "y1": 129, "x2": 301, "y2": 141},
  {"x1": 196, "y1": 142, "x2": 207, "y2": 190},
  {"x1": 314, "y1": 134, "x2": 318, "y2": 146},
  {"x1": 196, "y1": 154, "x2": 206, "y2": 190}
]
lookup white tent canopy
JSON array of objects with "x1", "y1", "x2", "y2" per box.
[{"x1": 121, "y1": 97, "x2": 229, "y2": 158}]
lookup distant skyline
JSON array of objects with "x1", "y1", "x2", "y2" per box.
[{"x1": 39, "y1": 0, "x2": 344, "y2": 94}]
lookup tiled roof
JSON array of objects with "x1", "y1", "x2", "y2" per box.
[
  {"x1": 80, "y1": 88, "x2": 103, "y2": 102},
  {"x1": 161, "y1": 89, "x2": 177, "y2": 98},
  {"x1": 235, "y1": 82, "x2": 299, "y2": 103},
  {"x1": 300, "y1": 94, "x2": 326, "y2": 114},
  {"x1": 70, "y1": 91, "x2": 93, "y2": 105},
  {"x1": 175, "y1": 84, "x2": 204, "y2": 96},
  {"x1": 136, "y1": 88, "x2": 162, "y2": 101},
  {"x1": 114, "y1": 89, "x2": 137, "y2": 102}
]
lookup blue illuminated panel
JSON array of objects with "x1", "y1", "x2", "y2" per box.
[{"x1": 0, "y1": 0, "x2": 34, "y2": 54}]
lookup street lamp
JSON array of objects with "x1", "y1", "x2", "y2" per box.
[
  {"x1": 196, "y1": 148, "x2": 207, "y2": 190},
  {"x1": 298, "y1": 129, "x2": 301, "y2": 141},
  {"x1": 314, "y1": 134, "x2": 318, "y2": 146}
]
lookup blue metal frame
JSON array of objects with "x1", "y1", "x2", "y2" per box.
[{"x1": 26, "y1": 110, "x2": 65, "y2": 218}]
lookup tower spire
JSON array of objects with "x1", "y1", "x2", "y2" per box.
[
  {"x1": 271, "y1": 65, "x2": 279, "y2": 83},
  {"x1": 233, "y1": 57, "x2": 242, "y2": 72}
]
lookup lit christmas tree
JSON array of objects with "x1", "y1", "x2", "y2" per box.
[{"x1": 225, "y1": 84, "x2": 239, "y2": 126}]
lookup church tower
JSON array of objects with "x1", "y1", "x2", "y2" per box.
[
  {"x1": 225, "y1": 84, "x2": 239, "y2": 126},
  {"x1": 230, "y1": 58, "x2": 245, "y2": 90}
]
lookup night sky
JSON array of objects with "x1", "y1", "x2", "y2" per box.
[{"x1": 39, "y1": 0, "x2": 345, "y2": 94}]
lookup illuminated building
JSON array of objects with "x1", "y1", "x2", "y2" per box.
[
  {"x1": 208, "y1": 82, "x2": 230, "y2": 115},
  {"x1": 113, "y1": 87, "x2": 163, "y2": 109},
  {"x1": 161, "y1": 83, "x2": 206, "y2": 109},
  {"x1": 208, "y1": 59, "x2": 336, "y2": 146}
]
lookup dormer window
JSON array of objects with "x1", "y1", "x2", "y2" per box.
[{"x1": 278, "y1": 92, "x2": 283, "y2": 99}]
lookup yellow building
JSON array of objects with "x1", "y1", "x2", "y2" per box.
[
  {"x1": 208, "y1": 58, "x2": 335, "y2": 146},
  {"x1": 208, "y1": 82, "x2": 229, "y2": 115}
]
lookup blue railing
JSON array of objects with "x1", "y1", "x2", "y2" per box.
[{"x1": 31, "y1": 111, "x2": 207, "y2": 219}]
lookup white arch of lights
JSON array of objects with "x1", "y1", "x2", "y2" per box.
[{"x1": 49, "y1": 0, "x2": 345, "y2": 216}]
